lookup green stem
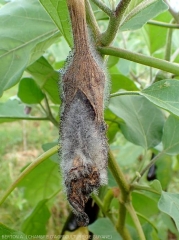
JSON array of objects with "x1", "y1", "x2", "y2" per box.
[
  {"x1": 125, "y1": 202, "x2": 146, "y2": 240},
  {"x1": 136, "y1": 212, "x2": 158, "y2": 232},
  {"x1": 147, "y1": 20, "x2": 179, "y2": 29},
  {"x1": 44, "y1": 95, "x2": 59, "y2": 128},
  {"x1": 103, "y1": 188, "x2": 114, "y2": 213},
  {"x1": 131, "y1": 183, "x2": 161, "y2": 195},
  {"x1": 98, "y1": 46, "x2": 179, "y2": 75},
  {"x1": 137, "y1": 152, "x2": 164, "y2": 182},
  {"x1": 110, "y1": 91, "x2": 139, "y2": 98},
  {"x1": 0, "y1": 145, "x2": 58, "y2": 206},
  {"x1": 100, "y1": 0, "x2": 132, "y2": 46},
  {"x1": 108, "y1": 150, "x2": 132, "y2": 239},
  {"x1": 91, "y1": 0, "x2": 112, "y2": 16},
  {"x1": 165, "y1": 22, "x2": 173, "y2": 61},
  {"x1": 91, "y1": 193, "x2": 116, "y2": 224},
  {"x1": 85, "y1": 0, "x2": 101, "y2": 41},
  {"x1": 0, "y1": 117, "x2": 48, "y2": 121}
]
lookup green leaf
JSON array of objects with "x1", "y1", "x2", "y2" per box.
[
  {"x1": 88, "y1": 218, "x2": 122, "y2": 240},
  {"x1": 18, "y1": 78, "x2": 45, "y2": 104},
  {"x1": 144, "y1": 11, "x2": 172, "y2": 54},
  {"x1": 22, "y1": 199, "x2": 51, "y2": 235},
  {"x1": 120, "y1": 0, "x2": 168, "y2": 31},
  {"x1": 149, "y1": 180, "x2": 162, "y2": 194},
  {"x1": 18, "y1": 159, "x2": 61, "y2": 206},
  {"x1": 141, "y1": 80, "x2": 179, "y2": 117},
  {"x1": 111, "y1": 74, "x2": 138, "y2": 93},
  {"x1": 162, "y1": 115, "x2": 179, "y2": 155},
  {"x1": 109, "y1": 95, "x2": 165, "y2": 149},
  {"x1": 158, "y1": 191, "x2": 179, "y2": 232},
  {"x1": 0, "y1": 0, "x2": 59, "y2": 96},
  {"x1": 27, "y1": 57, "x2": 60, "y2": 104},
  {"x1": 0, "y1": 223, "x2": 26, "y2": 240},
  {"x1": 39, "y1": 0, "x2": 73, "y2": 47},
  {"x1": 0, "y1": 99, "x2": 39, "y2": 123}
]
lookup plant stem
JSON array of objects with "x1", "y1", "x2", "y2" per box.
[
  {"x1": 0, "y1": 146, "x2": 58, "y2": 206},
  {"x1": 108, "y1": 150, "x2": 132, "y2": 239},
  {"x1": 110, "y1": 91, "x2": 139, "y2": 98},
  {"x1": 0, "y1": 117, "x2": 48, "y2": 121},
  {"x1": 165, "y1": 22, "x2": 173, "y2": 61},
  {"x1": 100, "y1": 0, "x2": 132, "y2": 46},
  {"x1": 91, "y1": 0, "x2": 112, "y2": 16},
  {"x1": 98, "y1": 46, "x2": 179, "y2": 75},
  {"x1": 137, "y1": 152, "x2": 164, "y2": 182},
  {"x1": 44, "y1": 95, "x2": 59, "y2": 128},
  {"x1": 125, "y1": 202, "x2": 146, "y2": 240},
  {"x1": 147, "y1": 20, "x2": 179, "y2": 29},
  {"x1": 85, "y1": 0, "x2": 101, "y2": 41}
]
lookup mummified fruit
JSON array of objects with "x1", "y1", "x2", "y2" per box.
[{"x1": 60, "y1": 0, "x2": 108, "y2": 226}]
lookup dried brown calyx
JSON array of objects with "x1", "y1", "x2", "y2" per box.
[{"x1": 60, "y1": 0, "x2": 109, "y2": 226}]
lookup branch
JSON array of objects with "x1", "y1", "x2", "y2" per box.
[
  {"x1": 44, "y1": 95, "x2": 59, "y2": 128},
  {"x1": 110, "y1": 90, "x2": 139, "y2": 98},
  {"x1": 100, "y1": 0, "x2": 132, "y2": 46},
  {"x1": 91, "y1": 0, "x2": 112, "y2": 16},
  {"x1": 98, "y1": 46, "x2": 179, "y2": 75}
]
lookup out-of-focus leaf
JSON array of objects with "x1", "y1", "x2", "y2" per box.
[
  {"x1": 0, "y1": 0, "x2": 59, "y2": 96},
  {"x1": 109, "y1": 95, "x2": 165, "y2": 149},
  {"x1": 21, "y1": 199, "x2": 51, "y2": 235},
  {"x1": 27, "y1": 57, "x2": 60, "y2": 104},
  {"x1": 18, "y1": 159, "x2": 61, "y2": 206},
  {"x1": 144, "y1": 11, "x2": 172, "y2": 54},
  {"x1": 88, "y1": 218, "x2": 122, "y2": 240},
  {"x1": 39, "y1": 0, "x2": 73, "y2": 47},
  {"x1": 42, "y1": 142, "x2": 58, "y2": 163},
  {"x1": 141, "y1": 80, "x2": 179, "y2": 117},
  {"x1": 158, "y1": 191, "x2": 179, "y2": 231},
  {"x1": 18, "y1": 78, "x2": 45, "y2": 104},
  {"x1": 120, "y1": 0, "x2": 168, "y2": 31},
  {"x1": 162, "y1": 115, "x2": 179, "y2": 155},
  {"x1": 0, "y1": 99, "x2": 40, "y2": 123},
  {"x1": 0, "y1": 223, "x2": 26, "y2": 240}
]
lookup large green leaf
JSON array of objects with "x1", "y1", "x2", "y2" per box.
[
  {"x1": 109, "y1": 95, "x2": 165, "y2": 149},
  {"x1": 18, "y1": 159, "x2": 61, "y2": 206},
  {"x1": 120, "y1": 0, "x2": 168, "y2": 31},
  {"x1": 141, "y1": 80, "x2": 179, "y2": 117},
  {"x1": 21, "y1": 199, "x2": 51, "y2": 235},
  {"x1": 27, "y1": 57, "x2": 60, "y2": 104},
  {"x1": 18, "y1": 78, "x2": 45, "y2": 104},
  {"x1": 0, "y1": 223, "x2": 26, "y2": 240},
  {"x1": 39, "y1": 0, "x2": 73, "y2": 47},
  {"x1": 158, "y1": 191, "x2": 179, "y2": 232},
  {"x1": 162, "y1": 115, "x2": 179, "y2": 155},
  {"x1": 0, "y1": 0, "x2": 59, "y2": 96},
  {"x1": 88, "y1": 218, "x2": 122, "y2": 240}
]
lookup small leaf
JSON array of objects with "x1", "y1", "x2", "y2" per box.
[
  {"x1": 158, "y1": 191, "x2": 179, "y2": 232},
  {"x1": 39, "y1": 0, "x2": 73, "y2": 47},
  {"x1": 0, "y1": 223, "x2": 26, "y2": 240},
  {"x1": 88, "y1": 218, "x2": 122, "y2": 239},
  {"x1": 149, "y1": 180, "x2": 162, "y2": 194},
  {"x1": 27, "y1": 57, "x2": 60, "y2": 104},
  {"x1": 18, "y1": 78, "x2": 45, "y2": 104},
  {"x1": 120, "y1": 0, "x2": 168, "y2": 31},
  {"x1": 109, "y1": 95, "x2": 165, "y2": 149},
  {"x1": 22, "y1": 199, "x2": 51, "y2": 235},
  {"x1": 162, "y1": 115, "x2": 179, "y2": 155},
  {"x1": 141, "y1": 80, "x2": 179, "y2": 117}
]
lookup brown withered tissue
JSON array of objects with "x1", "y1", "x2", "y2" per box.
[{"x1": 59, "y1": 0, "x2": 109, "y2": 226}]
